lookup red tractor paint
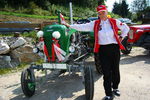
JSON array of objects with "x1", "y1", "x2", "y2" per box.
[{"x1": 121, "y1": 24, "x2": 150, "y2": 54}]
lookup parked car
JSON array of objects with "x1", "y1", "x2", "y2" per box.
[
  {"x1": 121, "y1": 24, "x2": 150, "y2": 54},
  {"x1": 76, "y1": 17, "x2": 98, "y2": 24},
  {"x1": 87, "y1": 17, "x2": 98, "y2": 21},
  {"x1": 117, "y1": 18, "x2": 136, "y2": 24},
  {"x1": 0, "y1": 21, "x2": 34, "y2": 33}
]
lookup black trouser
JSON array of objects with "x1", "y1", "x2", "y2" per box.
[{"x1": 99, "y1": 44, "x2": 120, "y2": 96}]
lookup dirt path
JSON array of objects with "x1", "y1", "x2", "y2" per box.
[{"x1": 0, "y1": 47, "x2": 150, "y2": 100}]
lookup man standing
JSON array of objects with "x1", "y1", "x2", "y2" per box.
[{"x1": 62, "y1": 5, "x2": 130, "y2": 100}]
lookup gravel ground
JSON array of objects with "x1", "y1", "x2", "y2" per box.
[{"x1": 0, "y1": 47, "x2": 150, "y2": 100}]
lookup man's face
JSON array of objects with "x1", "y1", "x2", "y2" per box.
[{"x1": 98, "y1": 11, "x2": 107, "y2": 18}]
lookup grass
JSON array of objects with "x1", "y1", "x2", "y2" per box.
[
  {"x1": 0, "y1": 11, "x2": 58, "y2": 19},
  {"x1": 0, "y1": 63, "x2": 28, "y2": 75},
  {"x1": 0, "y1": 11, "x2": 79, "y2": 20},
  {"x1": 0, "y1": 59, "x2": 44, "y2": 75},
  {"x1": 0, "y1": 33, "x2": 14, "y2": 37},
  {"x1": 0, "y1": 30, "x2": 37, "y2": 38},
  {"x1": 0, "y1": 31, "x2": 44, "y2": 76},
  {"x1": 21, "y1": 31, "x2": 37, "y2": 38}
]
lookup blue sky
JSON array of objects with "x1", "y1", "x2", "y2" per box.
[{"x1": 106, "y1": 0, "x2": 134, "y2": 12}]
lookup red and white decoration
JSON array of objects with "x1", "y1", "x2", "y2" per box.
[{"x1": 60, "y1": 13, "x2": 66, "y2": 25}]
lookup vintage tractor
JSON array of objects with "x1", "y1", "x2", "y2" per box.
[
  {"x1": 121, "y1": 24, "x2": 150, "y2": 54},
  {"x1": 20, "y1": 11, "x2": 102, "y2": 100}
]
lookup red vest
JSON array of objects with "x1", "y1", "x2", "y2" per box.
[{"x1": 93, "y1": 18, "x2": 125, "y2": 53}]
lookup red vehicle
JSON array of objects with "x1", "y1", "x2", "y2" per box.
[{"x1": 121, "y1": 24, "x2": 150, "y2": 54}]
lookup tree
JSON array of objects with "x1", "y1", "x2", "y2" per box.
[
  {"x1": 112, "y1": 1, "x2": 129, "y2": 17},
  {"x1": 0, "y1": 0, "x2": 7, "y2": 8},
  {"x1": 121, "y1": 1, "x2": 130, "y2": 17},
  {"x1": 131, "y1": 0, "x2": 148, "y2": 22},
  {"x1": 98, "y1": 0, "x2": 106, "y2": 5},
  {"x1": 131, "y1": 0, "x2": 148, "y2": 12},
  {"x1": 0, "y1": 0, "x2": 98, "y2": 9},
  {"x1": 112, "y1": 2, "x2": 121, "y2": 15}
]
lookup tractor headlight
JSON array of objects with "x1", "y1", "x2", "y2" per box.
[
  {"x1": 69, "y1": 46, "x2": 75, "y2": 53},
  {"x1": 37, "y1": 31, "x2": 44, "y2": 38},
  {"x1": 52, "y1": 31, "x2": 61, "y2": 39},
  {"x1": 128, "y1": 30, "x2": 134, "y2": 39},
  {"x1": 33, "y1": 47, "x2": 39, "y2": 53}
]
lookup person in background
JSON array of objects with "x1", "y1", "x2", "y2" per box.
[{"x1": 62, "y1": 5, "x2": 130, "y2": 100}]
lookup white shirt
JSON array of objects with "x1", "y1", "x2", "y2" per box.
[{"x1": 70, "y1": 19, "x2": 130, "y2": 45}]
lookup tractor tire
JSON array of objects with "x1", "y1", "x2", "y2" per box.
[
  {"x1": 94, "y1": 53, "x2": 103, "y2": 74},
  {"x1": 84, "y1": 66, "x2": 94, "y2": 100},
  {"x1": 21, "y1": 68, "x2": 36, "y2": 97},
  {"x1": 121, "y1": 36, "x2": 132, "y2": 54}
]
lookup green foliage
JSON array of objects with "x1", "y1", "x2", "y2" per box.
[
  {"x1": 0, "y1": 63, "x2": 28, "y2": 75},
  {"x1": 0, "y1": 59, "x2": 43, "y2": 75},
  {"x1": 0, "y1": 0, "x2": 99, "y2": 18},
  {"x1": 0, "y1": 33, "x2": 14, "y2": 37},
  {"x1": 130, "y1": 13, "x2": 138, "y2": 21},
  {"x1": 131, "y1": 0, "x2": 148, "y2": 12},
  {"x1": 98, "y1": 0, "x2": 106, "y2": 5},
  {"x1": 112, "y1": 1, "x2": 130, "y2": 18},
  {"x1": 108, "y1": 12, "x2": 121, "y2": 18},
  {"x1": 0, "y1": 58, "x2": 45, "y2": 75},
  {"x1": 130, "y1": 0, "x2": 149, "y2": 23},
  {"x1": 0, "y1": 11, "x2": 59, "y2": 19},
  {"x1": 0, "y1": 0, "x2": 7, "y2": 8},
  {"x1": 73, "y1": 7, "x2": 97, "y2": 18},
  {"x1": 21, "y1": 31, "x2": 37, "y2": 38},
  {"x1": 0, "y1": 0, "x2": 122, "y2": 22},
  {"x1": 0, "y1": 0, "x2": 98, "y2": 9},
  {"x1": 0, "y1": 5, "x2": 97, "y2": 20},
  {"x1": 132, "y1": 6, "x2": 150, "y2": 22}
]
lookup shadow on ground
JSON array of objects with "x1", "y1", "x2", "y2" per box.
[
  {"x1": 120, "y1": 49, "x2": 150, "y2": 65},
  {"x1": 10, "y1": 61, "x2": 102, "y2": 100}
]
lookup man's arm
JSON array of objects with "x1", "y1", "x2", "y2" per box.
[
  {"x1": 116, "y1": 19, "x2": 130, "y2": 39},
  {"x1": 62, "y1": 21, "x2": 95, "y2": 32}
]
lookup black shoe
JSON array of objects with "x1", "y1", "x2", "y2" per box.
[
  {"x1": 113, "y1": 89, "x2": 121, "y2": 96},
  {"x1": 102, "y1": 96, "x2": 114, "y2": 100}
]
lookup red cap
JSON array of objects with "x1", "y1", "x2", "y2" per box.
[{"x1": 97, "y1": 5, "x2": 107, "y2": 12}]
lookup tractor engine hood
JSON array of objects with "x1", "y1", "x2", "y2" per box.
[{"x1": 42, "y1": 24, "x2": 69, "y2": 57}]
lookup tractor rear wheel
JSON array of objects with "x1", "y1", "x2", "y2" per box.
[
  {"x1": 94, "y1": 53, "x2": 103, "y2": 74},
  {"x1": 84, "y1": 65, "x2": 94, "y2": 100},
  {"x1": 121, "y1": 36, "x2": 132, "y2": 54}
]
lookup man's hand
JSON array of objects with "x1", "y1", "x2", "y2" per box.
[
  {"x1": 61, "y1": 20, "x2": 66, "y2": 25},
  {"x1": 61, "y1": 21, "x2": 70, "y2": 27}
]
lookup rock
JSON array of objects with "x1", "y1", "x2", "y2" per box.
[
  {"x1": 10, "y1": 37, "x2": 26, "y2": 49},
  {"x1": 0, "y1": 41, "x2": 10, "y2": 54},
  {"x1": 0, "y1": 37, "x2": 17, "y2": 46},
  {"x1": 0, "y1": 96, "x2": 5, "y2": 100},
  {"x1": 10, "y1": 45, "x2": 41, "y2": 63},
  {"x1": 0, "y1": 56, "x2": 13, "y2": 68}
]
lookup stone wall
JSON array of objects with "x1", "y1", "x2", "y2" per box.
[{"x1": 0, "y1": 36, "x2": 41, "y2": 68}]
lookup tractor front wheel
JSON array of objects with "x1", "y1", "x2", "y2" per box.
[{"x1": 21, "y1": 68, "x2": 36, "y2": 97}]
